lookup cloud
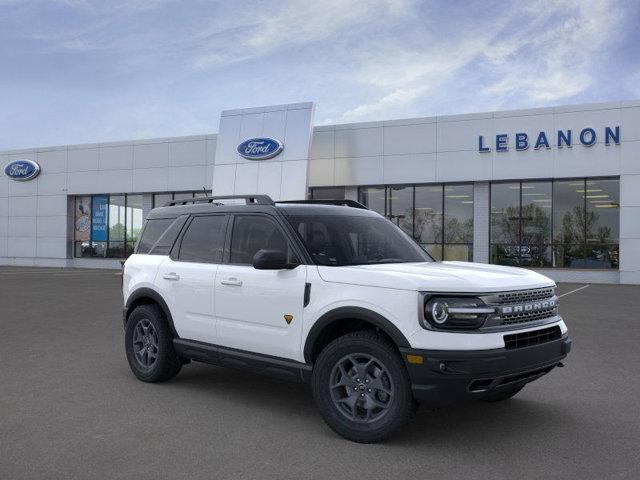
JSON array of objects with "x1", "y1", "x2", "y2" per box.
[{"x1": 334, "y1": 0, "x2": 626, "y2": 123}]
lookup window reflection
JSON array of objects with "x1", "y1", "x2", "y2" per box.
[
  {"x1": 359, "y1": 183, "x2": 474, "y2": 262},
  {"x1": 492, "y1": 178, "x2": 619, "y2": 269},
  {"x1": 388, "y1": 186, "x2": 413, "y2": 237}
]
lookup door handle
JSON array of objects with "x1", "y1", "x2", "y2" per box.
[
  {"x1": 220, "y1": 277, "x2": 242, "y2": 286},
  {"x1": 163, "y1": 272, "x2": 180, "y2": 281}
]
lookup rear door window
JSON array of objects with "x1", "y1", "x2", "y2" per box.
[{"x1": 177, "y1": 215, "x2": 227, "y2": 263}]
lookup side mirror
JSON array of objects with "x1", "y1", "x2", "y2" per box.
[{"x1": 252, "y1": 249, "x2": 296, "y2": 270}]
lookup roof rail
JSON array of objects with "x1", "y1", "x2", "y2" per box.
[
  {"x1": 276, "y1": 199, "x2": 368, "y2": 210},
  {"x1": 164, "y1": 194, "x2": 275, "y2": 207}
]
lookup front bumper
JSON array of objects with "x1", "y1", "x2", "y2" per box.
[{"x1": 400, "y1": 334, "x2": 571, "y2": 406}]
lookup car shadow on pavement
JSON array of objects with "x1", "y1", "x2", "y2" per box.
[{"x1": 136, "y1": 361, "x2": 576, "y2": 446}]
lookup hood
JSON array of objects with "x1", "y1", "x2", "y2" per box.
[{"x1": 317, "y1": 261, "x2": 555, "y2": 293}]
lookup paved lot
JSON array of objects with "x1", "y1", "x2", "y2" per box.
[{"x1": 0, "y1": 267, "x2": 639, "y2": 480}]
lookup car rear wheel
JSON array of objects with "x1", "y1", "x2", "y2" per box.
[
  {"x1": 312, "y1": 331, "x2": 417, "y2": 443},
  {"x1": 125, "y1": 304, "x2": 182, "y2": 382}
]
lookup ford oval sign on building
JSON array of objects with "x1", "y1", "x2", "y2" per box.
[
  {"x1": 237, "y1": 138, "x2": 283, "y2": 160},
  {"x1": 4, "y1": 159, "x2": 41, "y2": 181}
]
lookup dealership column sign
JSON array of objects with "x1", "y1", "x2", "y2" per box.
[
  {"x1": 237, "y1": 137, "x2": 283, "y2": 160},
  {"x1": 478, "y1": 126, "x2": 621, "y2": 152},
  {"x1": 3, "y1": 159, "x2": 41, "y2": 181},
  {"x1": 91, "y1": 194, "x2": 108, "y2": 242}
]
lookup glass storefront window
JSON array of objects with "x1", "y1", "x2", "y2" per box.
[
  {"x1": 359, "y1": 187, "x2": 386, "y2": 216},
  {"x1": 153, "y1": 191, "x2": 212, "y2": 207},
  {"x1": 360, "y1": 183, "x2": 473, "y2": 262},
  {"x1": 126, "y1": 194, "x2": 143, "y2": 254},
  {"x1": 73, "y1": 193, "x2": 147, "y2": 259},
  {"x1": 492, "y1": 178, "x2": 619, "y2": 269},
  {"x1": 415, "y1": 185, "x2": 443, "y2": 260},
  {"x1": 309, "y1": 187, "x2": 346, "y2": 200},
  {"x1": 388, "y1": 186, "x2": 413, "y2": 237},
  {"x1": 444, "y1": 184, "x2": 474, "y2": 261}
]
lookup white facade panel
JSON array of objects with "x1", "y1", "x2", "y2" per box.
[
  {"x1": 620, "y1": 140, "x2": 640, "y2": 175},
  {"x1": 37, "y1": 195, "x2": 67, "y2": 217},
  {"x1": 99, "y1": 144, "x2": 133, "y2": 170},
  {"x1": 308, "y1": 158, "x2": 335, "y2": 186},
  {"x1": 168, "y1": 165, "x2": 208, "y2": 191},
  {"x1": 7, "y1": 237, "x2": 36, "y2": 257},
  {"x1": 335, "y1": 127, "x2": 382, "y2": 158},
  {"x1": 335, "y1": 156, "x2": 383, "y2": 185},
  {"x1": 133, "y1": 167, "x2": 169, "y2": 192},
  {"x1": 36, "y1": 237, "x2": 67, "y2": 258},
  {"x1": 383, "y1": 123, "x2": 437, "y2": 155},
  {"x1": 309, "y1": 130, "x2": 334, "y2": 160},
  {"x1": 37, "y1": 172, "x2": 67, "y2": 196},
  {"x1": 36, "y1": 149, "x2": 68, "y2": 173},
  {"x1": 133, "y1": 142, "x2": 169, "y2": 169},
  {"x1": 8, "y1": 196, "x2": 37, "y2": 216},
  {"x1": 8, "y1": 217, "x2": 37, "y2": 237},
  {"x1": 68, "y1": 147, "x2": 100, "y2": 172},
  {"x1": 383, "y1": 153, "x2": 436, "y2": 185},
  {"x1": 36, "y1": 215, "x2": 67, "y2": 237},
  {"x1": 169, "y1": 139, "x2": 207, "y2": 167}
]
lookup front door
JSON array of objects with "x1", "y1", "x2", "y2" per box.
[
  {"x1": 156, "y1": 214, "x2": 228, "y2": 345},
  {"x1": 214, "y1": 214, "x2": 307, "y2": 361}
]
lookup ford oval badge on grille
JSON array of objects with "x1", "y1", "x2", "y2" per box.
[
  {"x1": 4, "y1": 159, "x2": 41, "y2": 181},
  {"x1": 237, "y1": 138, "x2": 283, "y2": 160}
]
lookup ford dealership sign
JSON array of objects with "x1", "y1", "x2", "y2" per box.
[
  {"x1": 4, "y1": 159, "x2": 41, "y2": 181},
  {"x1": 478, "y1": 126, "x2": 620, "y2": 152},
  {"x1": 237, "y1": 138, "x2": 283, "y2": 160}
]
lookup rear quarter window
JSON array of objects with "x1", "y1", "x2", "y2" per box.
[{"x1": 136, "y1": 218, "x2": 174, "y2": 254}]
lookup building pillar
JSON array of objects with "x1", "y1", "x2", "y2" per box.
[
  {"x1": 473, "y1": 182, "x2": 490, "y2": 264},
  {"x1": 619, "y1": 173, "x2": 640, "y2": 284}
]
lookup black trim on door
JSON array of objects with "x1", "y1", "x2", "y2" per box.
[{"x1": 173, "y1": 339, "x2": 313, "y2": 383}]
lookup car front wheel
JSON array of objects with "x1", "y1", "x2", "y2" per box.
[{"x1": 312, "y1": 331, "x2": 417, "y2": 443}]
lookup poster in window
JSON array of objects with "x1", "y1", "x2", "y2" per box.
[
  {"x1": 91, "y1": 195, "x2": 108, "y2": 242},
  {"x1": 74, "y1": 196, "x2": 91, "y2": 241}
]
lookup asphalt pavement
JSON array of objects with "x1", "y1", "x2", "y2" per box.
[{"x1": 0, "y1": 267, "x2": 638, "y2": 479}]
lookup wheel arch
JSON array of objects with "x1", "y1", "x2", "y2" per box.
[
  {"x1": 124, "y1": 287, "x2": 179, "y2": 338},
  {"x1": 303, "y1": 307, "x2": 411, "y2": 364}
]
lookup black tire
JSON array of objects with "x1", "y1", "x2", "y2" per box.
[
  {"x1": 125, "y1": 304, "x2": 182, "y2": 383},
  {"x1": 312, "y1": 330, "x2": 418, "y2": 443},
  {"x1": 479, "y1": 385, "x2": 524, "y2": 402}
]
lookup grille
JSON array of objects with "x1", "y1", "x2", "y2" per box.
[
  {"x1": 501, "y1": 306, "x2": 557, "y2": 325},
  {"x1": 504, "y1": 326, "x2": 561, "y2": 350},
  {"x1": 495, "y1": 287, "x2": 557, "y2": 326},
  {"x1": 497, "y1": 287, "x2": 554, "y2": 304}
]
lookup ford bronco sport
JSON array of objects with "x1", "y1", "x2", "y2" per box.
[{"x1": 122, "y1": 195, "x2": 571, "y2": 443}]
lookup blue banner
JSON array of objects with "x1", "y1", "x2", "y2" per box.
[{"x1": 91, "y1": 195, "x2": 108, "y2": 242}]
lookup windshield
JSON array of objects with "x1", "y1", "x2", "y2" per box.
[{"x1": 286, "y1": 214, "x2": 432, "y2": 266}]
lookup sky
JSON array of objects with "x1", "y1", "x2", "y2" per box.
[{"x1": 1, "y1": 0, "x2": 639, "y2": 150}]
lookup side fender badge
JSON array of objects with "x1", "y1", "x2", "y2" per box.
[{"x1": 284, "y1": 314, "x2": 294, "y2": 325}]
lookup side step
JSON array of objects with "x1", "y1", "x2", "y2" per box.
[{"x1": 173, "y1": 338, "x2": 312, "y2": 383}]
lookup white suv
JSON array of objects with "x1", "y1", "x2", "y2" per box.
[{"x1": 122, "y1": 195, "x2": 571, "y2": 443}]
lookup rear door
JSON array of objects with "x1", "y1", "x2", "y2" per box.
[
  {"x1": 157, "y1": 214, "x2": 228, "y2": 345},
  {"x1": 214, "y1": 214, "x2": 307, "y2": 361}
]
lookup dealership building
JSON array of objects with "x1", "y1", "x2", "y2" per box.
[{"x1": 1, "y1": 100, "x2": 639, "y2": 284}]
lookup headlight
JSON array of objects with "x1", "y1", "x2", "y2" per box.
[{"x1": 422, "y1": 296, "x2": 495, "y2": 330}]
